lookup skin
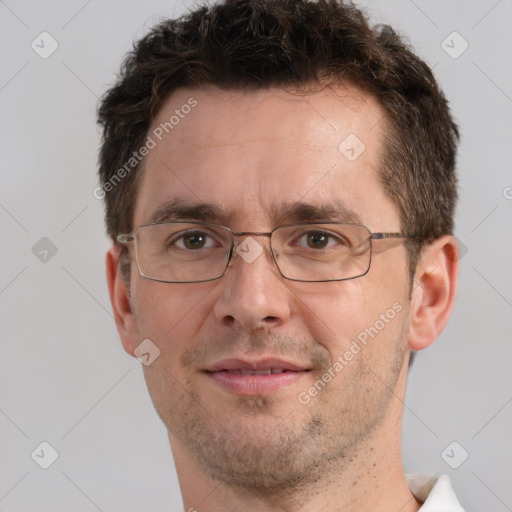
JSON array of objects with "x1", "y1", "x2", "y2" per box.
[{"x1": 106, "y1": 84, "x2": 459, "y2": 512}]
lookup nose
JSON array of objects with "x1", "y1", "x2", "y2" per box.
[{"x1": 213, "y1": 235, "x2": 292, "y2": 331}]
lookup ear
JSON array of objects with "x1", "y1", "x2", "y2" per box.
[
  {"x1": 106, "y1": 245, "x2": 139, "y2": 357},
  {"x1": 407, "y1": 236, "x2": 459, "y2": 351}
]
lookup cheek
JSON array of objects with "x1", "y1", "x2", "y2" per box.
[
  {"x1": 131, "y1": 281, "x2": 212, "y2": 349},
  {"x1": 292, "y1": 277, "x2": 408, "y2": 362}
]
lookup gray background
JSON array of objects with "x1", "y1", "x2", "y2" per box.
[{"x1": 1, "y1": 1, "x2": 511, "y2": 511}]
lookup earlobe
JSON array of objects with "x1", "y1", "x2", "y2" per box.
[
  {"x1": 407, "y1": 236, "x2": 459, "y2": 351},
  {"x1": 106, "y1": 245, "x2": 139, "y2": 357}
]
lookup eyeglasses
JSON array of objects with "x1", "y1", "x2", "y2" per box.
[{"x1": 117, "y1": 222, "x2": 414, "y2": 283}]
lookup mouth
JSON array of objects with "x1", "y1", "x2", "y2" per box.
[
  {"x1": 214, "y1": 368, "x2": 297, "y2": 375},
  {"x1": 204, "y1": 358, "x2": 311, "y2": 395}
]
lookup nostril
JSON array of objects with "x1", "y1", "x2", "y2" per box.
[
  {"x1": 257, "y1": 317, "x2": 281, "y2": 335},
  {"x1": 222, "y1": 315, "x2": 236, "y2": 325}
]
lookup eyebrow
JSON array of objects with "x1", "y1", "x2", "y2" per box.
[
  {"x1": 149, "y1": 198, "x2": 226, "y2": 224},
  {"x1": 272, "y1": 200, "x2": 361, "y2": 225},
  {"x1": 147, "y1": 197, "x2": 361, "y2": 226}
]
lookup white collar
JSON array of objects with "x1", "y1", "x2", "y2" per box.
[{"x1": 406, "y1": 474, "x2": 465, "y2": 511}]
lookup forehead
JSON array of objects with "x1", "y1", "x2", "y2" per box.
[{"x1": 134, "y1": 84, "x2": 399, "y2": 230}]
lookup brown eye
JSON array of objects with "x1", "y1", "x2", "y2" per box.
[
  {"x1": 183, "y1": 232, "x2": 207, "y2": 249},
  {"x1": 295, "y1": 230, "x2": 347, "y2": 250},
  {"x1": 306, "y1": 232, "x2": 329, "y2": 249},
  {"x1": 174, "y1": 231, "x2": 216, "y2": 250}
]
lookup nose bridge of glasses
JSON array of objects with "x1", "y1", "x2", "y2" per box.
[
  {"x1": 230, "y1": 231, "x2": 276, "y2": 267},
  {"x1": 232, "y1": 231, "x2": 273, "y2": 238},
  {"x1": 232, "y1": 231, "x2": 273, "y2": 250}
]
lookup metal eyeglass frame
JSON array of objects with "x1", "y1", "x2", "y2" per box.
[{"x1": 117, "y1": 221, "x2": 416, "y2": 283}]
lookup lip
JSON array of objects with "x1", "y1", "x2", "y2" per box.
[
  {"x1": 206, "y1": 358, "x2": 308, "y2": 372},
  {"x1": 204, "y1": 358, "x2": 311, "y2": 395}
]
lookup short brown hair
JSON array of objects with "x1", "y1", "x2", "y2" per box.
[{"x1": 97, "y1": 0, "x2": 459, "y2": 272}]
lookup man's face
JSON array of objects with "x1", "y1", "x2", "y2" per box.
[{"x1": 128, "y1": 85, "x2": 412, "y2": 490}]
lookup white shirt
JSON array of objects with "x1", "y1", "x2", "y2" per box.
[{"x1": 407, "y1": 474, "x2": 466, "y2": 511}]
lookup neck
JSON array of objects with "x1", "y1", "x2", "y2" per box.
[{"x1": 171, "y1": 360, "x2": 422, "y2": 512}]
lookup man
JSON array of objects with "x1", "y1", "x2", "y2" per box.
[{"x1": 97, "y1": 0, "x2": 464, "y2": 510}]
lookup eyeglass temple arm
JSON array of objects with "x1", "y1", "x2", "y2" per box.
[
  {"x1": 370, "y1": 232, "x2": 412, "y2": 240},
  {"x1": 117, "y1": 234, "x2": 135, "y2": 243}
]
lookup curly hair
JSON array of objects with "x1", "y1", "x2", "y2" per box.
[{"x1": 97, "y1": 0, "x2": 459, "y2": 274}]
